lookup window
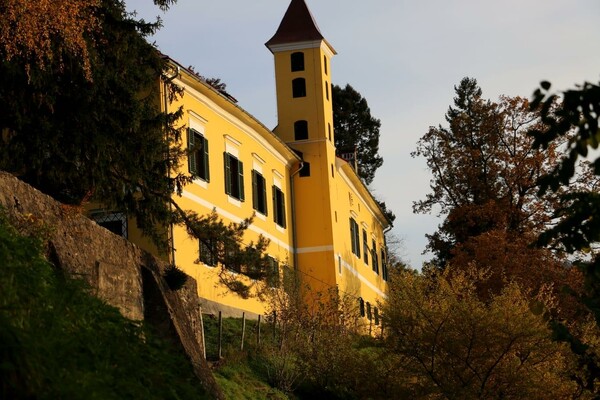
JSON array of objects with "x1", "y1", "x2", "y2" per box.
[
  {"x1": 291, "y1": 52, "x2": 304, "y2": 72},
  {"x1": 199, "y1": 239, "x2": 217, "y2": 267},
  {"x1": 272, "y1": 186, "x2": 286, "y2": 228},
  {"x1": 372, "y1": 239, "x2": 379, "y2": 274},
  {"x1": 224, "y1": 152, "x2": 244, "y2": 201},
  {"x1": 374, "y1": 307, "x2": 380, "y2": 326},
  {"x1": 366, "y1": 302, "x2": 372, "y2": 321},
  {"x1": 325, "y1": 81, "x2": 329, "y2": 100},
  {"x1": 292, "y1": 78, "x2": 306, "y2": 98},
  {"x1": 224, "y1": 239, "x2": 241, "y2": 273},
  {"x1": 328, "y1": 123, "x2": 332, "y2": 141},
  {"x1": 381, "y1": 249, "x2": 388, "y2": 281},
  {"x1": 324, "y1": 56, "x2": 328, "y2": 75},
  {"x1": 252, "y1": 170, "x2": 267, "y2": 215},
  {"x1": 294, "y1": 120, "x2": 308, "y2": 140},
  {"x1": 267, "y1": 256, "x2": 280, "y2": 288},
  {"x1": 299, "y1": 162, "x2": 310, "y2": 177},
  {"x1": 363, "y1": 229, "x2": 369, "y2": 265},
  {"x1": 350, "y1": 218, "x2": 360, "y2": 258},
  {"x1": 92, "y1": 211, "x2": 127, "y2": 238},
  {"x1": 188, "y1": 128, "x2": 210, "y2": 181},
  {"x1": 359, "y1": 297, "x2": 365, "y2": 317}
]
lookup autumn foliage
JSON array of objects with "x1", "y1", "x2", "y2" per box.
[{"x1": 0, "y1": 0, "x2": 100, "y2": 77}]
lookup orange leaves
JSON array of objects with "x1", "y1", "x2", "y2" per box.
[{"x1": 0, "y1": 0, "x2": 100, "y2": 78}]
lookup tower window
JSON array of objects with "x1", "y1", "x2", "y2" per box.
[
  {"x1": 188, "y1": 128, "x2": 210, "y2": 182},
  {"x1": 251, "y1": 170, "x2": 267, "y2": 215},
  {"x1": 324, "y1": 56, "x2": 328, "y2": 75},
  {"x1": 325, "y1": 81, "x2": 329, "y2": 100},
  {"x1": 294, "y1": 120, "x2": 308, "y2": 140},
  {"x1": 273, "y1": 186, "x2": 286, "y2": 228},
  {"x1": 291, "y1": 52, "x2": 304, "y2": 72},
  {"x1": 328, "y1": 123, "x2": 332, "y2": 141},
  {"x1": 299, "y1": 162, "x2": 310, "y2": 177},
  {"x1": 224, "y1": 152, "x2": 244, "y2": 201},
  {"x1": 292, "y1": 78, "x2": 306, "y2": 98}
]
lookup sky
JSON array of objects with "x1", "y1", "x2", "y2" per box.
[{"x1": 126, "y1": 0, "x2": 600, "y2": 268}]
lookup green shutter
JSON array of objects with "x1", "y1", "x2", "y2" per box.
[
  {"x1": 262, "y1": 176, "x2": 268, "y2": 216},
  {"x1": 273, "y1": 186, "x2": 278, "y2": 225},
  {"x1": 188, "y1": 129, "x2": 197, "y2": 174},
  {"x1": 252, "y1": 170, "x2": 258, "y2": 211},
  {"x1": 280, "y1": 191, "x2": 286, "y2": 228},
  {"x1": 238, "y1": 159, "x2": 244, "y2": 201},
  {"x1": 224, "y1": 152, "x2": 231, "y2": 195},
  {"x1": 203, "y1": 137, "x2": 210, "y2": 182},
  {"x1": 349, "y1": 218, "x2": 354, "y2": 255}
]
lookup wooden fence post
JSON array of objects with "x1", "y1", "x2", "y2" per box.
[
  {"x1": 240, "y1": 312, "x2": 246, "y2": 351},
  {"x1": 218, "y1": 311, "x2": 223, "y2": 359},
  {"x1": 257, "y1": 314, "x2": 261, "y2": 347},
  {"x1": 199, "y1": 306, "x2": 206, "y2": 360}
]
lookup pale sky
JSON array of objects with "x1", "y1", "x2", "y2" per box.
[{"x1": 126, "y1": 0, "x2": 600, "y2": 268}]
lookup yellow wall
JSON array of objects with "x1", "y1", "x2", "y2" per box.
[
  {"x1": 168, "y1": 69, "x2": 299, "y2": 316},
  {"x1": 269, "y1": 40, "x2": 389, "y2": 325}
]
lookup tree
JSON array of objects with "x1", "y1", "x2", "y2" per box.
[
  {"x1": 332, "y1": 83, "x2": 383, "y2": 185},
  {"x1": 0, "y1": 0, "x2": 268, "y2": 297},
  {"x1": 382, "y1": 267, "x2": 579, "y2": 399},
  {"x1": 413, "y1": 78, "x2": 594, "y2": 268},
  {"x1": 529, "y1": 80, "x2": 600, "y2": 395}
]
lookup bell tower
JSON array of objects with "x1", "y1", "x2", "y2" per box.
[{"x1": 266, "y1": 0, "x2": 339, "y2": 291}]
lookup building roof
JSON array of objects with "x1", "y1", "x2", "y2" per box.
[{"x1": 265, "y1": 0, "x2": 335, "y2": 52}]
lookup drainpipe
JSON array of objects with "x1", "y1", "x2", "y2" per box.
[
  {"x1": 289, "y1": 161, "x2": 304, "y2": 270},
  {"x1": 162, "y1": 64, "x2": 180, "y2": 265}
]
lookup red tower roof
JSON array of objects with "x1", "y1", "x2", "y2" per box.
[{"x1": 266, "y1": 0, "x2": 335, "y2": 53}]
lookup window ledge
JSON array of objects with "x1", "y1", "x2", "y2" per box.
[
  {"x1": 228, "y1": 197, "x2": 242, "y2": 207},
  {"x1": 193, "y1": 178, "x2": 208, "y2": 189}
]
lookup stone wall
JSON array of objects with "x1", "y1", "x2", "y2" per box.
[{"x1": 0, "y1": 172, "x2": 223, "y2": 399}]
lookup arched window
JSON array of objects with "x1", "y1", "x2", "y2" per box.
[
  {"x1": 291, "y1": 52, "x2": 304, "y2": 72},
  {"x1": 292, "y1": 78, "x2": 306, "y2": 98},
  {"x1": 294, "y1": 120, "x2": 308, "y2": 140}
]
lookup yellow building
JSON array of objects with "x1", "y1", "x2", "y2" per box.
[{"x1": 91, "y1": 0, "x2": 391, "y2": 323}]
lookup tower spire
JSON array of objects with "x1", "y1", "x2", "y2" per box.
[{"x1": 266, "y1": 0, "x2": 335, "y2": 53}]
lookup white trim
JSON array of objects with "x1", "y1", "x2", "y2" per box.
[
  {"x1": 224, "y1": 134, "x2": 241, "y2": 147},
  {"x1": 350, "y1": 210, "x2": 358, "y2": 219},
  {"x1": 273, "y1": 177, "x2": 282, "y2": 189},
  {"x1": 188, "y1": 110, "x2": 208, "y2": 125},
  {"x1": 338, "y1": 163, "x2": 385, "y2": 227},
  {"x1": 252, "y1": 153, "x2": 266, "y2": 164},
  {"x1": 176, "y1": 78, "x2": 293, "y2": 166},
  {"x1": 268, "y1": 40, "x2": 323, "y2": 53},
  {"x1": 180, "y1": 190, "x2": 293, "y2": 252},
  {"x1": 296, "y1": 245, "x2": 334, "y2": 254},
  {"x1": 228, "y1": 197, "x2": 241, "y2": 207},
  {"x1": 267, "y1": 41, "x2": 336, "y2": 58},
  {"x1": 193, "y1": 179, "x2": 208, "y2": 189},
  {"x1": 225, "y1": 143, "x2": 239, "y2": 157},
  {"x1": 272, "y1": 169, "x2": 284, "y2": 180},
  {"x1": 337, "y1": 254, "x2": 388, "y2": 299}
]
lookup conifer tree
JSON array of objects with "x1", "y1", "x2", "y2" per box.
[
  {"x1": 332, "y1": 83, "x2": 383, "y2": 185},
  {"x1": 0, "y1": 0, "x2": 268, "y2": 297}
]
